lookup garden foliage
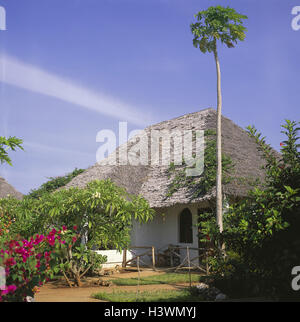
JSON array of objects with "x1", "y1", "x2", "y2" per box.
[
  {"x1": 0, "y1": 226, "x2": 77, "y2": 302},
  {"x1": 0, "y1": 178, "x2": 154, "y2": 294},
  {"x1": 200, "y1": 120, "x2": 300, "y2": 298}
]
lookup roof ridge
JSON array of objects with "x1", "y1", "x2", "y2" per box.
[{"x1": 146, "y1": 107, "x2": 215, "y2": 129}]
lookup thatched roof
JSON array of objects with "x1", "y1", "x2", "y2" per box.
[
  {"x1": 0, "y1": 176, "x2": 23, "y2": 200},
  {"x1": 65, "y1": 108, "x2": 269, "y2": 208}
]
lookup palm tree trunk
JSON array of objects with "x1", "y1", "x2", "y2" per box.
[{"x1": 213, "y1": 43, "x2": 223, "y2": 233}]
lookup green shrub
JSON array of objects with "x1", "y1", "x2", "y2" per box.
[{"x1": 201, "y1": 120, "x2": 300, "y2": 299}]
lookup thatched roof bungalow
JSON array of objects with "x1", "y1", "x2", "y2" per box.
[{"x1": 64, "y1": 108, "x2": 268, "y2": 265}]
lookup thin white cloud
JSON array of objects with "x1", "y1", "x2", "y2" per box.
[
  {"x1": 0, "y1": 55, "x2": 153, "y2": 127},
  {"x1": 24, "y1": 141, "x2": 93, "y2": 158}
]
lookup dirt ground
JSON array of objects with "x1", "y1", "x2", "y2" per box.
[{"x1": 35, "y1": 269, "x2": 194, "y2": 302}]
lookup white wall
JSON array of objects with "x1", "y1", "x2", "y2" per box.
[
  {"x1": 95, "y1": 204, "x2": 208, "y2": 268},
  {"x1": 130, "y1": 204, "x2": 201, "y2": 266},
  {"x1": 94, "y1": 249, "x2": 133, "y2": 268}
]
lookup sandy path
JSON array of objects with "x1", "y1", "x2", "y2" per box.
[
  {"x1": 35, "y1": 270, "x2": 195, "y2": 302},
  {"x1": 35, "y1": 282, "x2": 192, "y2": 302}
]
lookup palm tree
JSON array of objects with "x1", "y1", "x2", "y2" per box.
[{"x1": 191, "y1": 6, "x2": 247, "y2": 233}]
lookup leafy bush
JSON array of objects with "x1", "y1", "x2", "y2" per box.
[
  {"x1": 59, "y1": 242, "x2": 107, "y2": 287},
  {"x1": 201, "y1": 120, "x2": 300, "y2": 299},
  {"x1": 86, "y1": 250, "x2": 107, "y2": 276},
  {"x1": 0, "y1": 226, "x2": 77, "y2": 302},
  {"x1": 0, "y1": 179, "x2": 154, "y2": 287},
  {"x1": 0, "y1": 196, "x2": 41, "y2": 243},
  {"x1": 1, "y1": 179, "x2": 154, "y2": 249},
  {"x1": 28, "y1": 168, "x2": 85, "y2": 199}
]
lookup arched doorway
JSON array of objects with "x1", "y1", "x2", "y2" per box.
[{"x1": 179, "y1": 208, "x2": 193, "y2": 243}]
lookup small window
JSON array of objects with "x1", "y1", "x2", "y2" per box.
[{"x1": 179, "y1": 208, "x2": 193, "y2": 244}]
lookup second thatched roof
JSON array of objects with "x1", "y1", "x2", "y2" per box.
[
  {"x1": 64, "y1": 108, "x2": 269, "y2": 208},
  {"x1": 0, "y1": 176, "x2": 23, "y2": 200}
]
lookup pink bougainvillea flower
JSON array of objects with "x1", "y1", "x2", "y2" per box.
[
  {"x1": 33, "y1": 234, "x2": 45, "y2": 245},
  {"x1": 46, "y1": 235, "x2": 55, "y2": 246},
  {"x1": 4, "y1": 257, "x2": 16, "y2": 267},
  {"x1": 0, "y1": 228, "x2": 73, "y2": 302},
  {"x1": 1, "y1": 284, "x2": 17, "y2": 295},
  {"x1": 8, "y1": 240, "x2": 17, "y2": 249},
  {"x1": 50, "y1": 228, "x2": 57, "y2": 235},
  {"x1": 1, "y1": 289, "x2": 8, "y2": 296},
  {"x1": 7, "y1": 285, "x2": 17, "y2": 293},
  {"x1": 73, "y1": 225, "x2": 78, "y2": 231}
]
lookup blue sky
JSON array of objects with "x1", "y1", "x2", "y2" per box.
[{"x1": 0, "y1": 0, "x2": 299, "y2": 194}]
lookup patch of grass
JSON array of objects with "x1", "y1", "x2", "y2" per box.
[
  {"x1": 93, "y1": 289, "x2": 204, "y2": 302},
  {"x1": 110, "y1": 273, "x2": 204, "y2": 286}
]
